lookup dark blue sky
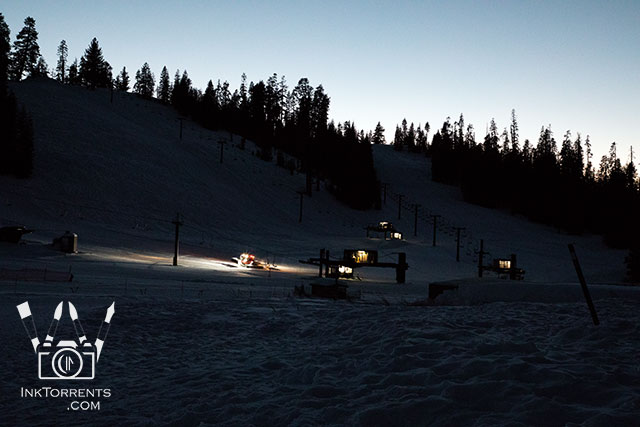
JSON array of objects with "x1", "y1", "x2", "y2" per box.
[{"x1": 3, "y1": 0, "x2": 639, "y2": 160}]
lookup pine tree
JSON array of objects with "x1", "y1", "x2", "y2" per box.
[
  {"x1": 372, "y1": 122, "x2": 385, "y2": 144},
  {"x1": 310, "y1": 84, "x2": 329, "y2": 138},
  {"x1": 501, "y1": 128, "x2": 510, "y2": 153},
  {"x1": 9, "y1": 17, "x2": 40, "y2": 80},
  {"x1": 157, "y1": 65, "x2": 170, "y2": 102},
  {"x1": 406, "y1": 122, "x2": 416, "y2": 149},
  {"x1": 171, "y1": 70, "x2": 192, "y2": 113},
  {"x1": 401, "y1": 118, "x2": 408, "y2": 142},
  {"x1": 134, "y1": 62, "x2": 154, "y2": 97},
  {"x1": 68, "y1": 58, "x2": 80, "y2": 85},
  {"x1": 31, "y1": 56, "x2": 48, "y2": 77},
  {"x1": 0, "y1": 13, "x2": 10, "y2": 94},
  {"x1": 56, "y1": 40, "x2": 68, "y2": 83},
  {"x1": 114, "y1": 66, "x2": 129, "y2": 91},
  {"x1": 483, "y1": 118, "x2": 499, "y2": 152},
  {"x1": 239, "y1": 72, "x2": 248, "y2": 111},
  {"x1": 624, "y1": 147, "x2": 637, "y2": 191},
  {"x1": 509, "y1": 109, "x2": 519, "y2": 151},
  {"x1": 464, "y1": 124, "x2": 475, "y2": 147},
  {"x1": 79, "y1": 38, "x2": 111, "y2": 88},
  {"x1": 584, "y1": 135, "x2": 594, "y2": 182},
  {"x1": 393, "y1": 125, "x2": 403, "y2": 151}
]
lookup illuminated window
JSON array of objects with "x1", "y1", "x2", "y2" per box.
[
  {"x1": 338, "y1": 265, "x2": 353, "y2": 274},
  {"x1": 355, "y1": 250, "x2": 369, "y2": 263},
  {"x1": 498, "y1": 259, "x2": 511, "y2": 269}
]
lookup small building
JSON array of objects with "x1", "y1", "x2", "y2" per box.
[
  {"x1": 52, "y1": 231, "x2": 78, "y2": 253},
  {"x1": 366, "y1": 221, "x2": 403, "y2": 240}
]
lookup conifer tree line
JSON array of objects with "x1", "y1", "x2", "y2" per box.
[
  {"x1": 408, "y1": 111, "x2": 639, "y2": 280},
  {"x1": 0, "y1": 14, "x2": 33, "y2": 178},
  {"x1": 3, "y1": 17, "x2": 380, "y2": 209}
]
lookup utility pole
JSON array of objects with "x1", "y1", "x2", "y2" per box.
[
  {"x1": 398, "y1": 194, "x2": 403, "y2": 220},
  {"x1": 453, "y1": 227, "x2": 465, "y2": 262},
  {"x1": 218, "y1": 140, "x2": 226, "y2": 164},
  {"x1": 477, "y1": 239, "x2": 489, "y2": 277},
  {"x1": 431, "y1": 214, "x2": 441, "y2": 247},
  {"x1": 413, "y1": 204, "x2": 420, "y2": 237},
  {"x1": 296, "y1": 191, "x2": 304, "y2": 223},
  {"x1": 178, "y1": 118, "x2": 185, "y2": 141},
  {"x1": 172, "y1": 213, "x2": 183, "y2": 266}
]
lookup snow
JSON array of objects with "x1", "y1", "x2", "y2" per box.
[{"x1": 1, "y1": 78, "x2": 639, "y2": 425}]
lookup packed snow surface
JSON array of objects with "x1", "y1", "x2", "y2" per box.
[{"x1": 1, "y1": 79, "x2": 639, "y2": 426}]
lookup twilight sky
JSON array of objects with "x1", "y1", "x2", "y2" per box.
[{"x1": 3, "y1": 0, "x2": 639, "y2": 161}]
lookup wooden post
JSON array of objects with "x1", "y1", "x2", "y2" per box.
[
  {"x1": 413, "y1": 204, "x2": 420, "y2": 236},
  {"x1": 509, "y1": 254, "x2": 517, "y2": 280},
  {"x1": 454, "y1": 227, "x2": 465, "y2": 262},
  {"x1": 172, "y1": 213, "x2": 183, "y2": 266},
  {"x1": 319, "y1": 249, "x2": 325, "y2": 278},
  {"x1": 325, "y1": 250, "x2": 330, "y2": 278},
  {"x1": 568, "y1": 244, "x2": 599, "y2": 325},
  {"x1": 478, "y1": 239, "x2": 484, "y2": 278},
  {"x1": 398, "y1": 194, "x2": 403, "y2": 220},
  {"x1": 431, "y1": 215, "x2": 441, "y2": 247},
  {"x1": 396, "y1": 252, "x2": 407, "y2": 284}
]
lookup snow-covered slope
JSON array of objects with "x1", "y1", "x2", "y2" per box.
[{"x1": 1, "y1": 78, "x2": 627, "y2": 285}]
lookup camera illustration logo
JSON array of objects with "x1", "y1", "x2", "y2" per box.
[{"x1": 16, "y1": 301, "x2": 115, "y2": 380}]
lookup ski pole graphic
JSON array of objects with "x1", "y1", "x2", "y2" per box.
[
  {"x1": 16, "y1": 302, "x2": 40, "y2": 353},
  {"x1": 95, "y1": 302, "x2": 115, "y2": 362},
  {"x1": 45, "y1": 301, "x2": 64, "y2": 343},
  {"x1": 68, "y1": 302, "x2": 87, "y2": 343}
]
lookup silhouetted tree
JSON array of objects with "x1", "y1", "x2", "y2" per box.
[
  {"x1": 0, "y1": 13, "x2": 10, "y2": 94},
  {"x1": 311, "y1": 84, "x2": 329, "y2": 138},
  {"x1": 9, "y1": 16, "x2": 40, "y2": 80},
  {"x1": 509, "y1": 109, "x2": 519, "y2": 151},
  {"x1": 171, "y1": 70, "x2": 192, "y2": 114},
  {"x1": 239, "y1": 72, "x2": 248, "y2": 112},
  {"x1": 372, "y1": 122, "x2": 385, "y2": 144},
  {"x1": 68, "y1": 58, "x2": 80, "y2": 85},
  {"x1": 114, "y1": 66, "x2": 130, "y2": 92},
  {"x1": 624, "y1": 147, "x2": 637, "y2": 191},
  {"x1": 157, "y1": 65, "x2": 171, "y2": 103},
  {"x1": 134, "y1": 62, "x2": 154, "y2": 97},
  {"x1": 31, "y1": 57, "x2": 48, "y2": 78},
  {"x1": 393, "y1": 124, "x2": 403, "y2": 151},
  {"x1": 79, "y1": 38, "x2": 111, "y2": 88},
  {"x1": 56, "y1": 40, "x2": 68, "y2": 83}
]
